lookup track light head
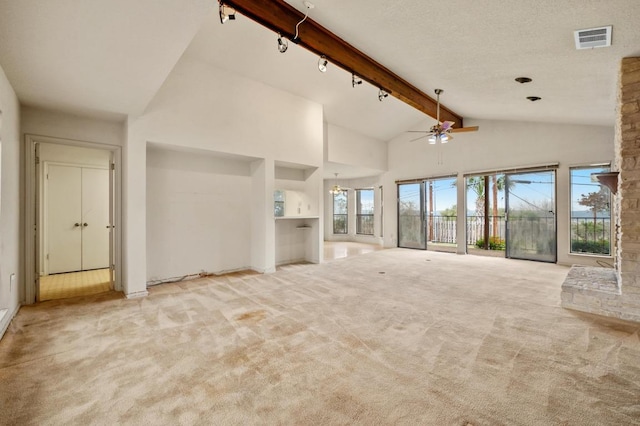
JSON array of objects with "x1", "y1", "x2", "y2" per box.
[
  {"x1": 219, "y1": 3, "x2": 236, "y2": 24},
  {"x1": 277, "y1": 34, "x2": 288, "y2": 53},
  {"x1": 318, "y1": 56, "x2": 328, "y2": 73},
  {"x1": 352, "y1": 74, "x2": 363, "y2": 88},
  {"x1": 378, "y1": 89, "x2": 389, "y2": 102}
]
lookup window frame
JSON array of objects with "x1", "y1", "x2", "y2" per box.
[
  {"x1": 332, "y1": 190, "x2": 348, "y2": 234},
  {"x1": 569, "y1": 164, "x2": 612, "y2": 257},
  {"x1": 356, "y1": 188, "x2": 375, "y2": 235}
]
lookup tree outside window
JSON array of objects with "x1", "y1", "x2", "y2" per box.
[
  {"x1": 333, "y1": 191, "x2": 348, "y2": 234},
  {"x1": 570, "y1": 166, "x2": 611, "y2": 255}
]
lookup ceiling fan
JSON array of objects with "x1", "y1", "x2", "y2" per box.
[
  {"x1": 329, "y1": 173, "x2": 352, "y2": 194},
  {"x1": 408, "y1": 89, "x2": 479, "y2": 144}
]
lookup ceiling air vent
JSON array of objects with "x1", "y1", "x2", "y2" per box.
[{"x1": 574, "y1": 26, "x2": 612, "y2": 50}]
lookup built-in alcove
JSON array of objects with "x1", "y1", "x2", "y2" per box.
[
  {"x1": 274, "y1": 161, "x2": 321, "y2": 265},
  {"x1": 146, "y1": 143, "x2": 260, "y2": 283}
]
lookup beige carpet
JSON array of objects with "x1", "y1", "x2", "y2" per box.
[
  {"x1": 39, "y1": 268, "x2": 111, "y2": 301},
  {"x1": 1, "y1": 249, "x2": 639, "y2": 425}
]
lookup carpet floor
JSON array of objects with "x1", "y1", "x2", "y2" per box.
[{"x1": 1, "y1": 249, "x2": 639, "y2": 425}]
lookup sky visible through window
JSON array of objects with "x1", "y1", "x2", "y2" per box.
[
  {"x1": 358, "y1": 189, "x2": 374, "y2": 214},
  {"x1": 571, "y1": 166, "x2": 610, "y2": 217}
]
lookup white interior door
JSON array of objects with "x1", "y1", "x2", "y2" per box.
[
  {"x1": 81, "y1": 168, "x2": 110, "y2": 270},
  {"x1": 47, "y1": 165, "x2": 82, "y2": 274}
]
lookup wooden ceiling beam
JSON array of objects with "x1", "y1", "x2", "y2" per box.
[{"x1": 221, "y1": 0, "x2": 463, "y2": 126}]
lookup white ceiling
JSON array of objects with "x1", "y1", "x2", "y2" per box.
[
  {"x1": 0, "y1": 0, "x2": 211, "y2": 117},
  {"x1": 1, "y1": 0, "x2": 639, "y2": 142}
]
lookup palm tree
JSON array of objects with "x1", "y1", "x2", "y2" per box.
[{"x1": 467, "y1": 175, "x2": 509, "y2": 238}]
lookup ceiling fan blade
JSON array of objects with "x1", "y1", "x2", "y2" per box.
[
  {"x1": 410, "y1": 135, "x2": 429, "y2": 142},
  {"x1": 406, "y1": 130, "x2": 429, "y2": 133},
  {"x1": 450, "y1": 126, "x2": 479, "y2": 133}
]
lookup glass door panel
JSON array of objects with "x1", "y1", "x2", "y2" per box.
[
  {"x1": 465, "y1": 174, "x2": 506, "y2": 253},
  {"x1": 506, "y1": 171, "x2": 556, "y2": 262},
  {"x1": 398, "y1": 183, "x2": 425, "y2": 249},
  {"x1": 426, "y1": 177, "x2": 457, "y2": 252}
]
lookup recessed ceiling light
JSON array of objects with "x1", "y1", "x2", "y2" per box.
[
  {"x1": 515, "y1": 77, "x2": 532, "y2": 84},
  {"x1": 527, "y1": 96, "x2": 542, "y2": 102}
]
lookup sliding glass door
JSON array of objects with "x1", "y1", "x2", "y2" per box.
[
  {"x1": 505, "y1": 170, "x2": 556, "y2": 262},
  {"x1": 426, "y1": 177, "x2": 458, "y2": 252},
  {"x1": 398, "y1": 183, "x2": 425, "y2": 249}
]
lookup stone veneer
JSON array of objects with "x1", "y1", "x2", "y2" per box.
[{"x1": 562, "y1": 57, "x2": 640, "y2": 323}]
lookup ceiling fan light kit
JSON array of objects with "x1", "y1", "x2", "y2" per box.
[{"x1": 406, "y1": 89, "x2": 479, "y2": 144}]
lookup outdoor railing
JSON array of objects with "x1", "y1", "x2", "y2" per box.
[
  {"x1": 570, "y1": 217, "x2": 610, "y2": 254},
  {"x1": 356, "y1": 214, "x2": 374, "y2": 235},
  {"x1": 399, "y1": 215, "x2": 507, "y2": 246},
  {"x1": 333, "y1": 214, "x2": 348, "y2": 234}
]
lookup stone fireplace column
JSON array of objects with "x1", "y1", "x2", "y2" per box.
[
  {"x1": 561, "y1": 57, "x2": 640, "y2": 323},
  {"x1": 617, "y1": 57, "x2": 640, "y2": 316}
]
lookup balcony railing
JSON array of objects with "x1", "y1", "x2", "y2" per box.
[
  {"x1": 399, "y1": 215, "x2": 507, "y2": 247},
  {"x1": 333, "y1": 214, "x2": 348, "y2": 234},
  {"x1": 356, "y1": 214, "x2": 374, "y2": 235},
  {"x1": 571, "y1": 217, "x2": 610, "y2": 255}
]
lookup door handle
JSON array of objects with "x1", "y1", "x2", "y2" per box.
[
  {"x1": 74, "y1": 223, "x2": 80, "y2": 227},
  {"x1": 83, "y1": 223, "x2": 88, "y2": 227}
]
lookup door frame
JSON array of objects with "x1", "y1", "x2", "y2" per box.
[
  {"x1": 25, "y1": 134, "x2": 123, "y2": 304},
  {"x1": 397, "y1": 181, "x2": 426, "y2": 249},
  {"x1": 504, "y1": 169, "x2": 558, "y2": 263}
]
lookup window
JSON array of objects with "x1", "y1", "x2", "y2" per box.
[
  {"x1": 570, "y1": 165, "x2": 611, "y2": 255},
  {"x1": 333, "y1": 190, "x2": 348, "y2": 234},
  {"x1": 356, "y1": 189, "x2": 374, "y2": 235},
  {"x1": 274, "y1": 190, "x2": 285, "y2": 217}
]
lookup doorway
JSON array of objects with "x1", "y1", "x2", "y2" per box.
[
  {"x1": 505, "y1": 170, "x2": 557, "y2": 262},
  {"x1": 465, "y1": 169, "x2": 556, "y2": 262},
  {"x1": 25, "y1": 135, "x2": 122, "y2": 303},
  {"x1": 397, "y1": 176, "x2": 458, "y2": 252},
  {"x1": 40, "y1": 162, "x2": 111, "y2": 300}
]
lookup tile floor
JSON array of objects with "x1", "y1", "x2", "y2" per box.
[
  {"x1": 324, "y1": 241, "x2": 384, "y2": 261},
  {"x1": 39, "y1": 268, "x2": 112, "y2": 301}
]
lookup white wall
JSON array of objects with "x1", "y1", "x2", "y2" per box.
[
  {"x1": 0, "y1": 64, "x2": 21, "y2": 339},
  {"x1": 125, "y1": 58, "x2": 325, "y2": 295},
  {"x1": 326, "y1": 123, "x2": 387, "y2": 171},
  {"x1": 21, "y1": 107, "x2": 124, "y2": 146},
  {"x1": 385, "y1": 118, "x2": 615, "y2": 266},
  {"x1": 146, "y1": 147, "x2": 253, "y2": 281}
]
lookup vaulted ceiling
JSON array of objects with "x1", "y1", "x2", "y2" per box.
[{"x1": 1, "y1": 0, "x2": 639, "y2": 141}]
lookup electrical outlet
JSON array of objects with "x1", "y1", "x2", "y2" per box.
[{"x1": 10, "y1": 273, "x2": 15, "y2": 292}]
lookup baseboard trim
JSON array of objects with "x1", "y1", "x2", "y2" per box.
[
  {"x1": 0, "y1": 303, "x2": 21, "y2": 341},
  {"x1": 125, "y1": 290, "x2": 149, "y2": 299}
]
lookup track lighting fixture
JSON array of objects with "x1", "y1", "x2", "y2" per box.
[
  {"x1": 378, "y1": 89, "x2": 389, "y2": 101},
  {"x1": 277, "y1": 33, "x2": 288, "y2": 53},
  {"x1": 318, "y1": 56, "x2": 328, "y2": 73},
  {"x1": 352, "y1": 74, "x2": 363, "y2": 88},
  {"x1": 219, "y1": 3, "x2": 236, "y2": 24}
]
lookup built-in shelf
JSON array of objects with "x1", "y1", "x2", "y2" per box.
[{"x1": 275, "y1": 216, "x2": 319, "y2": 220}]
